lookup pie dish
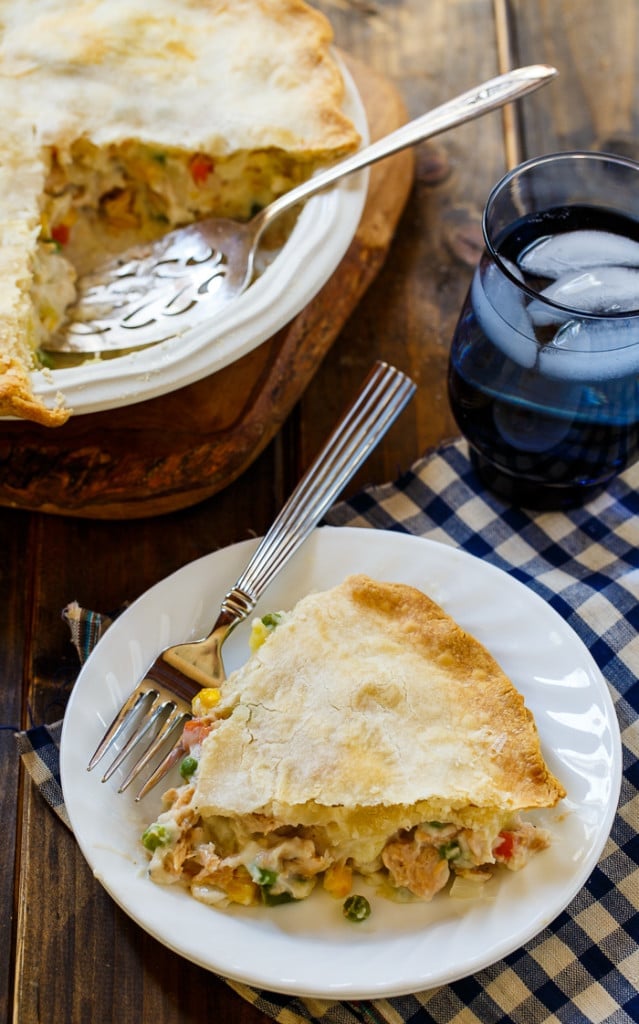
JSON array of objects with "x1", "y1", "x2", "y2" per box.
[
  {"x1": 60, "y1": 527, "x2": 621, "y2": 998},
  {"x1": 0, "y1": 0, "x2": 362, "y2": 424}
]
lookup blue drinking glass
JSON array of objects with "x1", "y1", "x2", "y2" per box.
[{"x1": 448, "y1": 151, "x2": 639, "y2": 509}]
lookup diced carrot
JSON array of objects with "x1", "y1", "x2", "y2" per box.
[
  {"x1": 51, "y1": 223, "x2": 70, "y2": 246},
  {"x1": 181, "y1": 719, "x2": 213, "y2": 749},
  {"x1": 189, "y1": 152, "x2": 214, "y2": 186},
  {"x1": 493, "y1": 831, "x2": 515, "y2": 862}
]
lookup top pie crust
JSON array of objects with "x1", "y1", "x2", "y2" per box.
[{"x1": 195, "y1": 574, "x2": 566, "y2": 822}]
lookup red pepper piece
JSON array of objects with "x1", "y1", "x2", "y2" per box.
[{"x1": 189, "y1": 153, "x2": 214, "y2": 186}]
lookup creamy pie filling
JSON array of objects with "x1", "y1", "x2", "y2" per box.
[
  {"x1": 41, "y1": 141, "x2": 317, "y2": 267},
  {"x1": 142, "y1": 737, "x2": 551, "y2": 910}
]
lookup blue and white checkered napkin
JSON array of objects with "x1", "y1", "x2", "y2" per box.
[{"x1": 16, "y1": 439, "x2": 639, "y2": 1024}]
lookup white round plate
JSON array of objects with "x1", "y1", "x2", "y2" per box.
[
  {"x1": 60, "y1": 527, "x2": 621, "y2": 999},
  {"x1": 25, "y1": 62, "x2": 369, "y2": 419}
]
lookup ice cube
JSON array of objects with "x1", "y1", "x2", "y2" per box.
[
  {"x1": 500, "y1": 256, "x2": 525, "y2": 282},
  {"x1": 528, "y1": 266, "x2": 639, "y2": 325},
  {"x1": 473, "y1": 261, "x2": 538, "y2": 368},
  {"x1": 537, "y1": 316, "x2": 639, "y2": 381},
  {"x1": 518, "y1": 229, "x2": 639, "y2": 279}
]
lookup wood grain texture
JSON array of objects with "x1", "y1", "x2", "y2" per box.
[
  {"x1": 0, "y1": 57, "x2": 413, "y2": 520},
  {"x1": 0, "y1": 511, "x2": 29, "y2": 1024},
  {"x1": 504, "y1": 0, "x2": 639, "y2": 159}
]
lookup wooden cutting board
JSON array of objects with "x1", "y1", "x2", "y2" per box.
[{"x1": 0, "y1": 57, "x2": 414, "y2": 519}]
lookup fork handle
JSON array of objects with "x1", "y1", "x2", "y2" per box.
[
  {"x1": 255, "y1": 65, "x2": 557, "y2": 237},
  {"x1": 218, "y1": 360, "x2": 415, "y2": 624}
]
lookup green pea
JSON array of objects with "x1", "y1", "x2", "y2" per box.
[
  {"x1": 261, "y1": 612, "x2": 284, "y2": 630},
  {"x1": 141, "y1": 823, "x2": 171, "y2": 852},
  {"x1": 342, "y1": 894, "x2": 371, "y2": 922},
  {"x1": 179, "y1": 755, "x2": 198, "y2": 780}
]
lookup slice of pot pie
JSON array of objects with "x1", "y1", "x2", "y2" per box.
[
  {"x1": 0, "y1": 0, "x2": 360, "y2": 425},
  {"x1": 142, "y1": 575, "x2": 565, "y2": 912}
]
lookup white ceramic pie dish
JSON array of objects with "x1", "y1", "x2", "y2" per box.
[{"x1": 20, "y1": 60, "x2": 369, "y2": 419}]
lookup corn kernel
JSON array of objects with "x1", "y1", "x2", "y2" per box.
[
  {"x1": 323, "y1": 861, "x2": 353, "y2": 899},
  {"x1": 225, "y1": 867, "x2": 259, "y2": 906},
  {"x1": 193, "y1": 687, "x2": 221, "y2": 714},
  {"x1": 249, "y1": 618, "x2": 269, "y2": 652}
]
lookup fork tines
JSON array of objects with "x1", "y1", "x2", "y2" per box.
[{"x1": 87, "y1": 660, "x2": 193, "y2": 794}]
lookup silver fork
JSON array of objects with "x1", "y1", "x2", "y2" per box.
[{"x1": 87, "y1": 360, "x2": 416, "y2": 799}]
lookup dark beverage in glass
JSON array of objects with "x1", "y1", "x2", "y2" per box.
[{"x1": 447, "y1": 152, "x2": 639, "y2": 509}]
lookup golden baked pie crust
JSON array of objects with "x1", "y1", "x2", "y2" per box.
[{"x1": 194, "y1": 574, "x2": 566, "y2": 820}]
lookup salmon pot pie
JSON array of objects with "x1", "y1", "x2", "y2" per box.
[
  {"x1": 0, "y1": 0, "x2": 359, "y2": 425},
  {"x1": 141, "y1": 575, "x2": 565, "y2": 916}
]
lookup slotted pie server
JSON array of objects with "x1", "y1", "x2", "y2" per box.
[
  {"x1": 46, "y1": 64, "x2": 557, "y2": 355},
  {"x1": 87, "y1": 360, "x2": 416, "y2": 799}
]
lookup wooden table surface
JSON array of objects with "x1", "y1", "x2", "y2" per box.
[{"x1": 3, "y1": 2, "x2": 638, "y2": 1022}]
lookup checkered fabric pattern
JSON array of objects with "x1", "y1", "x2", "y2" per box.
[{"x1": 16, "y1": 439, "x2": 639, "y2": 1024}]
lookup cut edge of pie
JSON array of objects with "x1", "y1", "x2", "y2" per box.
[{"x1": 0, "y1": 0, "x2": 361, "y2": 426}]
